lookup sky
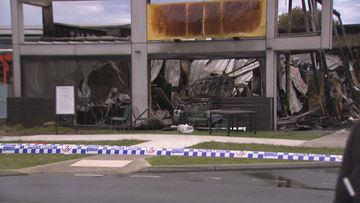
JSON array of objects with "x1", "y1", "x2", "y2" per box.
[{"x1": 1, "y1": 0, "x2": 360, "y2": 27}]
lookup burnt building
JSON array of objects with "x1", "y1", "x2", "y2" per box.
[{"x1": 8, "y1": 0, "x2": 335, "y2": 130}]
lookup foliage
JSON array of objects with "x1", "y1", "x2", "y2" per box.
[{"x1": 278, "y1": 7, "x2": 322, "y2": 32}]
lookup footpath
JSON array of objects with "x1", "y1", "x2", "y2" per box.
[{"x1": 0, "y1": 129, "x2": 350, "y2": 175}]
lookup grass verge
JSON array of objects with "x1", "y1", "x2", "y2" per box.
[
  {"x1": 0, "y1": 154, "x2": 89, "y2": 170},
  {"x1": 190, "y1": 142, "x2": 344, "y2": 154},
  {"x1": 146, "y1": 142, "x2": 344, "y2": 166},
  {"x1": 0, "y1": 139, "x2": 144, "y2": 170},
  {"x1": 1, "y1": 124, "x2": 328, "y2": 140},
  {"x1": 0, "y1": 140, "x2": 145, "y2": 146},
  {"x1": 192, "y1": 130, "x2": 328, "y2": 140},
  {"x1": 147, "y1": 156, "x2": 294, "y2": 166}
]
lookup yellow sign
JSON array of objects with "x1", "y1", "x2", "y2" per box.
[{"x1": 147, "y1": 0, "x2": 266, "y2": 40}]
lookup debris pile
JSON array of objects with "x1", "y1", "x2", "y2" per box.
[
  {"x1": 277, "y1": 53, "x2": 360, "y2": 130},
  {"x1": 150, "y1": 58, "x2": 261, "y2": 128},
  {"x1": 76, "y1": 51, "x2": 359, "y2": 130},
  {"x1": 76, "y1": 61, "x2": 131, "y2": 125}
]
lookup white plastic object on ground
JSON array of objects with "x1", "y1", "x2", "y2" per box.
[{"x1": 177, "y1": 124, "x2": 194, "y2": 134}]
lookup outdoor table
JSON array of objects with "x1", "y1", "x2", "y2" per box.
[{"x1": 208, "y1": 109, "x2": 256, "y2": 136}]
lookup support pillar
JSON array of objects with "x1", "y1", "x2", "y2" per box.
[
  {"x1": 11, "y1": 0, "x2": 24, "y2": 97},
  {"x1": 42, "y1": 4, "x2": 55, "y2": 37},
  {"x1": 321, "y1": 0, "x2": 333, "y2": 49},
  {"x1": 131, "y1": 0, "x2": 149, "y2": 117},
  {"x1": 266, "y1": 0, "x2": 278, "y2": 130},
  {"x1": 265, "y1": 50, "x2": 278, "y2": 130}
]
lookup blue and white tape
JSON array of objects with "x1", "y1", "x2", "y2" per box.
[{"x1": 0, "y1": 143, "x2": 343, "y2": 163}]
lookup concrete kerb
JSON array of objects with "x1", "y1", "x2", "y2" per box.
[
  {"x1": 142, "y1": 162, "x2": 342, "y2": 173},
  {"x1": 0, "y1": 160, "x2": 341, "y2": 176},
  {"x1": 0, "y1": 169, "x2": 30, "y2": 176}
]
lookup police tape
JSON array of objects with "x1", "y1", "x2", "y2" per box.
[{"x1": 0, "y1": 143, "x2": 343, "y2": 162}]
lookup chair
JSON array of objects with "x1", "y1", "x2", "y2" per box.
[
  {"x1": 110, "y1": 106, "x2": 131, "y2": 130},
  {"x1": 188, "y1": 111, "x2": 209, "y2": 129}
]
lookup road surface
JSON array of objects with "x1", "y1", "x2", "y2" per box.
[{"x1": 0, "y1": 168, "x2": 339, "y2": 203}]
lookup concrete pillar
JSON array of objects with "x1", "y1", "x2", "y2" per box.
[
  {"x1": 321, "y1": 0, "x2": 333, "y2": 49},
  {"x1": 266, "y1": 0, "x2": 278, "y2": 130},
  {"x1": 11, "y1": 0, "x2": 24, "y2": 97},
  {"x1": 131, "y1": 0, "x2": 149, "y2": 117},
  {"x1": 265, "y1": 50, "x2": 278, "y2": 130}
]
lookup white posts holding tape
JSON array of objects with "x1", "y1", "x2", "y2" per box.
[{"x1": 0, "y1": 143, "x2": 343, "y2": 163}]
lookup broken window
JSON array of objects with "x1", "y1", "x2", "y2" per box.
[
  {"x1": 150, "y1": 58, "x2": 263, "y2": 127},
  {"x1": 21, "y1": 56, "x2": 130, "y2": 125}
]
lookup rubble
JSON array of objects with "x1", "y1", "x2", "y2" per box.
[
  {"x1": 67, "y1": 1, "x2": 360, "y2": 131},
  {"x1": 72, "y1": 52, "x2": 359, "y2": 130},
  {"x1": 277, "y1": 52, "x2": 360, "y2": 129},
  {"x1": 150, "y1": 58, "x2": 261, "y2": 129},
  {"x1": 148, "y1": 48, "x2": 359, "y2": 130}
]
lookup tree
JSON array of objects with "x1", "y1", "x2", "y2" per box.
[{"x1": 278, "y1": 7, "x2": 322, "y2": 33}]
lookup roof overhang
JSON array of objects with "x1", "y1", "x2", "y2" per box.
[
  {"x1": 19, "y1": 0, "x2": 52, "y2": 7},
  {"x1": 19, "y1": 0, "x2": 102, "y2": 7}
]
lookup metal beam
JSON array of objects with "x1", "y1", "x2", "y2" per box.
[
  {"x1": 0, "y1": 44, "x2": 12, "y2": 50},
  {"x1": 19, "y1": 0, "x2": 51, "y2": 7},
  {"x1": 148, "y1": 40, "x2": 266, "y2": 55},
  {"x1": 19, "y1": 43, "x2": 132, "y2": 55},
  {"x1": 267, "y1": 36, "x2": 323, "y2": 51},
  {"x1": 148, "y1": 51, "x2": 265, "y2": 60}
]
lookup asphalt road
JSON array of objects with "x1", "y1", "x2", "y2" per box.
[{"x1": 0, "y1": 168, "x2": 339, "y2": 203}]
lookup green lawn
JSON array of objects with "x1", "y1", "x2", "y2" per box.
[
  {"x1": 147, "y1": 156, "x2": 294, "y2": 166},
  {"x1": 0, "y1": 139, "x2": 144, "y2": 170},
  {"x1": 146, "y1": 142, "x2": 344, "y2": 166},
  {"x1": 191, "y1": 130, "x2": 328, "y2": 140},
  {"x1": 190, "y1": 142, "x2": 344, "y2": 154},
  {"x1": 0, "y1": 154, "x2": 89, "y2": 170},
  {"x1": 1, "y1": 124, "x2": 328, "y2": 141},
  {"x1": 0, "y1": 140, "x2": 145, "y2": 146}
]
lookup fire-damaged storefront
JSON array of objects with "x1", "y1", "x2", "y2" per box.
[
  {"x1": 149, "y1": 58, "x2": 272, "y2": 131},
  {"x1": 9, "y1": 56, "x2": 131, "y2": 126},
  {"x1": 10, "y1": 56, "x2": 272, "y2": 130},
  {"x1": 9, "y1": 0, "x2": 336, "y2": 131}
]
